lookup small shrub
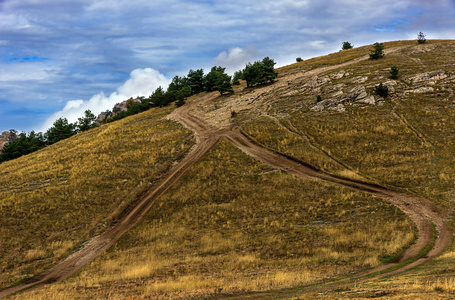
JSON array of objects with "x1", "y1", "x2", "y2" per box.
[
  {"x1": 341, "y1": 41, "x2": 353, "y2": 50},
  {"x1": 390, "y1": 66, "x2": 399, "y2": 79},
  {"x1": 417, "y1": 32, "x2": 426, "y2": 44},
  {"x1": 375, "y1": 83, "x2": 389, "y2": 97},
  {"x1": 296, "y1": 57, "x2": 303, "y2": 62},
  {"x1": 231, "y1": 110, "x2": 237, "y2": 118},
  {"x1": 369, "y1": 42, "x2": 384, "y2": 59},
  {"x1": 316, "y1": 95, "x2": 322, "y2": 102}
]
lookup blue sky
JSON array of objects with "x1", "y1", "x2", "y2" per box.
[{"x1": 1, "y1": 0, "x2": 454, "y2": 132}]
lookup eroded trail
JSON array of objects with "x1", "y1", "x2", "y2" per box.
[
  {"x1": 1, "y1": 49, "x2": 451, "y2": 298},
  {"x1": 173, "y1": 95, "x2": 451, "y2": 298}
]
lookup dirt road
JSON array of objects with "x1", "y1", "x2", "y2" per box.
[{"x1": 0, "y1": 48, "x2": 451, "y2": 298}]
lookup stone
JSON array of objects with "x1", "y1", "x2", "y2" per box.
[
  {"x1": 405, "y1": 86, "x2": 435, "y2": 94},
  {"x1": 357, "y1": 95, "x2": 376, "y2": 105},
  {"x1": 95, "y1": 112, "x2": 108, "y2": 126},
  {"x1": 0, "y1": 131, "x2": 14, "y2": 152},
  {"x1": 351, "y1": 76, "x2": 368, "y2": 83},
  {"x1": 408, "y1": 70, "x2": 447, "y2": 84},
  {"x1": 330, "y1": 70, "x2": 347, "y2": 79},
  {"x1": 328, "y1": 104, "x2": 346, "y2": 112}
]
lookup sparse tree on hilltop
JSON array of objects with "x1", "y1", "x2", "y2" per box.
[
  {"x1": 417, "y1": 32, "x2": 426, "y2": 44},
  {"x1": 369, "y1": 42, "x2": 384, "y2": 59},
  {"x1": 341, "y1": 41, "x2": 353, "y2": 50}
]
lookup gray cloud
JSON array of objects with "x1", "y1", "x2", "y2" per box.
[{"x1": 0, "y1": 0, "x2": 454, "y2": 131}]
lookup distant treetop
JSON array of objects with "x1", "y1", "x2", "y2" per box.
[
  {"x1": 341, "y1": 41, "x2": 353, "y2": 50},
  {"x1": 417, "y1": 32, "x2": 426, "y2": 44}
]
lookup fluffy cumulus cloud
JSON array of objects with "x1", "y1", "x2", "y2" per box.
[
  {"x1": 214, "y1": 46, "x2": 260, "y2": 75},
  {"x1": 40, "y1": 68, "x2": 170, "y2": 131},
  {"x1": 1, "y1": 0, "x2": 454, "y2": 131}
]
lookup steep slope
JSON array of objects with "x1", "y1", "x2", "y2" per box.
[
  {"x1": 0, "y1": 106, "x2": 194, "y2": 290},
  {"x1": 2, "y1": 40, "x2": 455, "y2": 299}
]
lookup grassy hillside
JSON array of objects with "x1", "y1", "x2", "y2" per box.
[
  {"x1": 0, "y1": 106, "x2": 194, "y2": 289},
  {"x1": 10, "y1": 139, "x2": 414, "y2": 299},
  {"x1": 3, "y1": 40, "x2": 455, "y2": 299}
]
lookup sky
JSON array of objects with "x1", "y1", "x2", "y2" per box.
[{"x1": 1, "y1": 0, "x2": 454, "y2": 132}]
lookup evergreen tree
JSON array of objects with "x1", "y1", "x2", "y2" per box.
[
  {"x1": 149, "y1": 86, "x2": 171, "y2": 107},
  {"x1": 232, "y1": 70, "x2": 243, "y2": 85},
  {"x1": 242, "y1": 57, "x2": 278, "y2": 87},
  {"x1": 45, "y1": 117, "x2": 77, "y2": 145},
  {"x1": 390, "y1": 66, "x2": 399, "y2": 79},
  {"x1": 341, "y1": 41, "x2": 353, "y2": 50},
  {"x1": 77, "y1": 110, "x2": 97, "y2": 132},
  {"x1": 369, "y1": 42, "x2": 385, "y2": 59},
  {"x1": 186, "y1": 69, "x2": 205, "y2": 94},
  {"x1": 0, "y1": 131, "x2": 46, "y2": 162},
  {"x1": 204, "y1": 66, "x2": 233, "y2": 95},
  {"x1": 214, "y1": 72, "x2": 233, "y2": 95}
]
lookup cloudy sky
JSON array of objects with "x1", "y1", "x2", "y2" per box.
[{"x1": 1, "y1": 0, "x2": 454, "y2": 132}]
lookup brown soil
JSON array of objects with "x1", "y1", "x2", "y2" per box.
[{"x1": 0, "y1": 47, "x2": 451, "y2": 299}]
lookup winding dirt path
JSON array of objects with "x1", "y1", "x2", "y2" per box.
[{"x1": 1, "y1": 48, "x2": 451, "y2": 299}]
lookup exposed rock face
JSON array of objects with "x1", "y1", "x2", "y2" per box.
[
  {"x1": 95, "y1": 112, "x2": 109, "y2": 126},
  {"x1": 0, "y1": 131, "x2": 14, "y2": 152},
  {"x1": 311, "y1": 85, "x2": 377, "y2": 111},
  {"x1": 405, "y1": 86, "x2": 435, "y2": 94},
  {"x1": 112, "y1": 98, "x2": 141, "y2": 114},
  {"x1": 95, "y1": 97, "x2": 142, "y2": 125},
  {"x1": 407, "y1": 70, "x2": 447, "y2": 84}
]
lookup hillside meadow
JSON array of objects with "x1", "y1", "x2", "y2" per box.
[
  {"x1": 10, "y1": 140, "x2": 415, "y2": 299},
  {"x1": 0, "y1": 106, "x2": 194, "y2": 289}
]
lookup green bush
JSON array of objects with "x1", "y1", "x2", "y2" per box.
[
  {"x1": 296, "y1": 57, "x2": 303, "y2": 62},
  {"x1": 341, "y1": 41, "x2": 353, "y2": 50},
  {"x1": 375, "y1": 83, "x2": 389, "y2": 97},
  {"x1": 390, "y1": 66, "x2": 399, "y2": 79}
]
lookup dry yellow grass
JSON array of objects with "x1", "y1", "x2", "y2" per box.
[
  {"x1": 0, "y1": 106, "x2": 194, "y2": 289},
  {"x1": 12, "y1": 139, "x2": 416, "y2": 299},
  {"x1": 240, "y1": 40, "x2": 455, "y2": 299},
  {"x1": 4, "y1": 40, "x2": 455, "y2": 299}
]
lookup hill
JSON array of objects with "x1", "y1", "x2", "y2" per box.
[{"x1": 1, "y1": 40, "x2": 455, "y2": 299}]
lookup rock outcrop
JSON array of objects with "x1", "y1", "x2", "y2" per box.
[
  {"x1": 95, "y1": 97, "x2": 142, "y2": 125},
  {"x1": 0, "y1": 131, "x2": 14, "y2": 152},
  {"x1": 310, "y1": 85, "x2": 377, "y2": 112}
]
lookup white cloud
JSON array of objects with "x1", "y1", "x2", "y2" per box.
[
  {"x1": 0, "y1": 62, "x2": 59, "y2": 82},
  {"x1": 309, "y1": 40, "x2": 327, "y2": 49},
  {"x1": 214, "y1": 46, "x2": 260, "y2": 75},
  {"x1": 40, "y1": 68, "x2": 170, "y2": 131}
]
